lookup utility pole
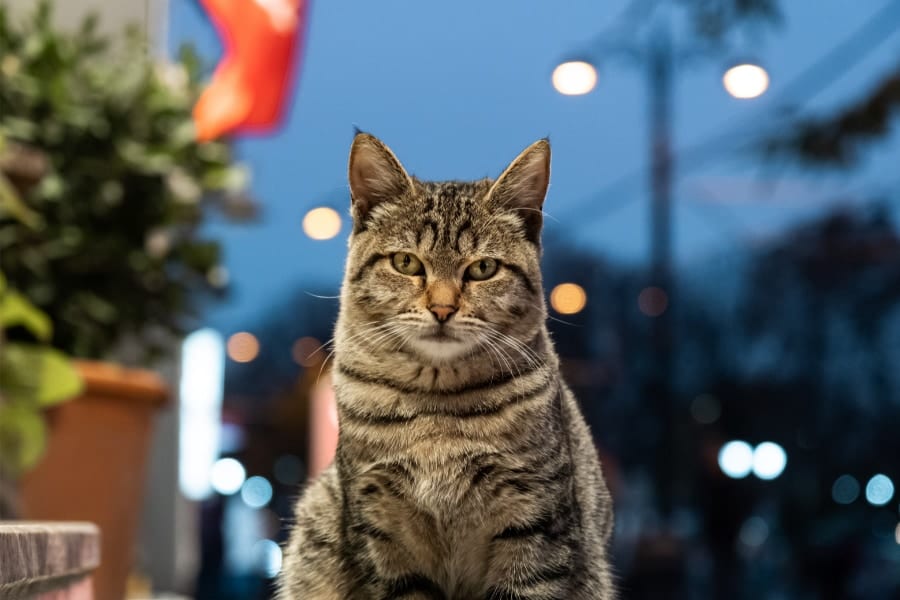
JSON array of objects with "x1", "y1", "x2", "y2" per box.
[
  {"x1": 646, "y1": 25, "x2": 676, "y2": 518},
  {"x1": 552, "y1": 5, "x2": 769, "y2": 520}
]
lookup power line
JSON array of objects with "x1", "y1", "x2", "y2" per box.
[{"x1": 565, "y1": 0, "x2": 900, "y2": 224}]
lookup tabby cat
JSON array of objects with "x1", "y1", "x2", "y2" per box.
[{"x1": 279, "y1": 133, "x2": 615, "y2": 599}]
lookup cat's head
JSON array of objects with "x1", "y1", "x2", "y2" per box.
[{"x1": 341, "y1": 132, "x2": 550, "y2": 364}]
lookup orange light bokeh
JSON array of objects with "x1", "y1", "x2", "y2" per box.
[
  {"x1": 227, "y1": 331, "x2": 260, "y2": 363},
  {"x1": 550, "y1": 283, "x2": 587, "y2": 315},
  {"x1": 292, "y1": 336, "x2": 324, "y2": 367},
  {"x1": 638, "y1": 286, "x2": 669, "y2": 317}
]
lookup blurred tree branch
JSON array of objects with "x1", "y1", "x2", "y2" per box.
[
  {"x1": 763, "y1": 62, "x2": 900, "y2": 166},
  {"x1": 678, "y1": 0, "x2": 781, "y2": 40}
]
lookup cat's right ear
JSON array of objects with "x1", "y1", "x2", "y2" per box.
[{"x1": 348, "y1": 132, "x2": 414, "y2": 226}]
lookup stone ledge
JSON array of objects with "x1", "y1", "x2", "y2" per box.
[{"x1": 0, "y1": 521, "x2": 100, "y2": 599}]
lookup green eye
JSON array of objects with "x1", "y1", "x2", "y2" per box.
[
  {"x1": 466, "y1": 258, "x2": 498, "y2": 281},
  {"x1": 391, "y1": 252, "x2": 424, "y2": 276}
]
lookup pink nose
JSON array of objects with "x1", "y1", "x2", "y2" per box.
[{"x1": 429, "y1": 304, "x2": 457, "y2": 323}]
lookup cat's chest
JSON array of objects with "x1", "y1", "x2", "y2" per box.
[
  {"x1": 355, "y1": 445, "x2": 509, "y2": 518},
  {"x1": 349, "y1": 436, "x2": 543, "y2": 595},
  {"x1": 409, "y1": 459, "x2": 480, "y2": 516}
]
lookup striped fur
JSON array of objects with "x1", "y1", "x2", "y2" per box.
[{"x1": 279, "y1": 134, "x2": 615, "y2": 599}]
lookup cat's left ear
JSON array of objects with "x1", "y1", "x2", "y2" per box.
[
  {"x1": 485, "y1": 139, "x2": 550, "y2": 244},
  {"x1": 348, "y1": 132, "x2": 414, "y2": 226}
]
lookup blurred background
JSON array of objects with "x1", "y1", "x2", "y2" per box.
[{"x1": 1, "y1": 0, "x2": 899, "y2": 599}]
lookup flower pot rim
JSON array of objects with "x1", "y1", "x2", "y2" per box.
[{"x1": 73, "y1": 360, "x2": 169, "y2": 408}]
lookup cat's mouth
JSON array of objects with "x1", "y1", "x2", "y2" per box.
[
  {"x1": 420, "y1": 330, "x2": 457, "y2": 342},
  {"x1": 407, "y1": 326, "x2": 471, "y2": 362}
]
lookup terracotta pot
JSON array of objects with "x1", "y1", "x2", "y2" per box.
[{"x1": 20, "y1": 361, "x2": 169, "y2": 600}]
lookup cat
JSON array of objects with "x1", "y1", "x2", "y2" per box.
[{"x1": 278, "y1": 133, "x2": 615, "y2": 599}]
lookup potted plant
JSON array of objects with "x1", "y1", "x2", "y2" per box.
[
  {"x1": 0, "y1": 270, "x2": 82, "y2": 518},
  {"x1": 0, "y1": 3, "x2": 252, "y2": 599}
]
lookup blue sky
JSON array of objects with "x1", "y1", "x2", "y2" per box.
[{"x1": 168, "y1": 0, "x2": 900, "y2": 332}]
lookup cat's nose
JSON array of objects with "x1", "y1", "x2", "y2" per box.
[{"x1": 429, "y1": 304, "x2": 457, "y2": 323}]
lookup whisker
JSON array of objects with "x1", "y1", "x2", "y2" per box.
[
  {"x1": 502, "y1": 206, "x2": 561, "y2": 224},
  {"x1": 303, "y1": 291, "x2": 341, "y2": 300},
  {"x1": 315, "y1": 321, "x2": 398, "y2": 385}
]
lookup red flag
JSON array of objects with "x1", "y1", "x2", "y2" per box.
[{"x1": 193, "y1": 0, "x2": 309, "y2": 141}]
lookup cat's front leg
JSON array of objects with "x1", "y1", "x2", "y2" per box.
[
  {"x1": 345, "y1": 469, "x2": 448, "y2": 599},
  {"x1": 278, "y1": 469, "x2": 347, "y2": 600},
  {"x1": 481, "y1": 501, "x2": 611, "y2": 600},
  {"x1": 482, "y1": 527, "x2": 579, "y2": 599},
  {"x1": 344, "y1": 536, "x2": 448, "y2": 600}
]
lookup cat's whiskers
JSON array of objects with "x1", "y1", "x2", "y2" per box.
[
  {"x1": 463, "y1": 320, "x2": 542, "y2": 378},
  {"x1": 309, "y1": 319, "x2": 382, "y2": 361},
  {"x1": 501, "y1": 205, "x2": 560, "y2": 224},
  {"x1": 488, "y1": 327, "x2": 543, "y2": 371},
  {"x1": 316, "y1": 321, "x2": 401, "y2": 386},
  {"x1": 476, "y1": 337, "x2": 503, "y2": 383},
  {"x1": 485, "y1": 333, "x2": 522, "y2": 378},
  {"x1": 490, "y1": 334, "x2": 529, "y2": 382},
  {"x1": 526, "y1": 301, "x2": 580, "y2": 327},
  {"x1": 478, "y1": 334, "x2": 517, "y2": 379}
]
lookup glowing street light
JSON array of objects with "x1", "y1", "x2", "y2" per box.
[
  {"x1": 550, "y1": 283, "x2": 587, "y2": 315},
  {"x1": 723, "y1": 63, "x2": 769, "y2": 99},
  {"x1": 718, "y1": 440, "x2": 754, "y2": 479},
  {"x1": 751, "y1": 441, "x2": 787, "y2": 480},
  {"x1": 303, "y1": 206, "x2": 342, "y2": 240},
  {"x1": 552, "y1": 61, "x2": 598, "y2": 96}
]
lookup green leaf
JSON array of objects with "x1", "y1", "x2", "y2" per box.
[
  {"x1": 0, "y1": 404, "x2": 46, "y2": 474},
  {"x1": 0, "y1": 290, "x2": 52, "y2": 340},
  {"x1": 0, "y1": 173, "x2": 45, "y2": 229},
  {"x1": 0, "y1": 343, "x2": 82, "y2": 407}
]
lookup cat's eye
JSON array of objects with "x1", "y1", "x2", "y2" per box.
[
  {"x1": 391, "y1": 252, "x2": 425, "y2": 276},
  {"x1": 466, "y1": 258, "x2": 499, "y2": 281}
]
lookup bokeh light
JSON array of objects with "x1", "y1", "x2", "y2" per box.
[
  {"x1": 178, "y1": 329, "x2": 225, "y2": 501},
  {"x1": 552, "y1": 61, "x2": 597, "y2": 95},
  {"x1": 210, "y1": 457, "x2": 246, "y2": 495},
  {"x1": 252, "y1": 539, "x2": 283, "y2": 578},
  {"x1": 292, "y1": 336, "x2": 324, "y2": 367},
  {"x1": 218, "y1": 423, "x2": 245, "y2": 454},
  {"x1": 690, "y1": 394, "x2": 721, "y2": 424},
  {"x1": 227, "y1": 331, "x2": 260, "y2": 363},
  {"x1": 723, "y1": 63, "x2": 770, "y2": 99},
  {"x1": 550, "y1": 283, "x2": 587, "y2": 315},
  {"x1": 207, "y1": 265, "x2": 230, "y2": 288},
  {"x1": 638, "y1": 286, "x2": 668, "y2": 317},
  {"x1": 738, "y1": 516, "x2": 769, "y2": 548},
  {"x1": 718, "y1": 440, "x2": 753, "y2": 479},
  {"x1": 240, "y1": 476, "x2": 274, "y2": 509},
  {"x1": 274, "y1": 454, "x2": 305, "y2": 485},
  {"x1": 303, "y1": 207, "x2": 342, "y2": 240},
  {"x1": 752, "y1": 442, "x2": 787, "y2": 480},
  {"x1": 832, "y1": 475, "x2": 861, "y2": 505},
  {"x1": 895, "y1": 522, "x2": 900, "y2": 545},
  {"x1": 865, "y1": 474, "x2": 895, "y2": 506}
]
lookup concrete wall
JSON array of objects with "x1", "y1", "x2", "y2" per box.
[{"x1": 4, "y1": 0, "x2": 169, "y2": 53}]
